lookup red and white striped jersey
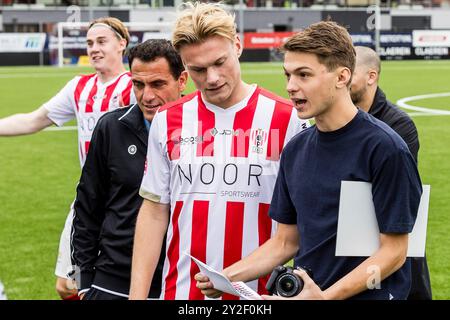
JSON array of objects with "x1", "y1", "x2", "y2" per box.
[
  {"x1": 140, "y1": 86, "x2": 309, "y2": 300},
  {"x1": 43, "y1": 72, "x2": 135, "y2": 167}
]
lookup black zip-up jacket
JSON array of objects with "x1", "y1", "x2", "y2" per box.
[
  {"x1": 72, "y1": 104, "x2": 164, "y2": 298},
  {"x1": 368, "y1": 87, "x2": 419, "y2": 162}
]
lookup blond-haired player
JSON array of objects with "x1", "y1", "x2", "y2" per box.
[{"x1": 129, "y1": 2, "x2": 309, "y2": 300}]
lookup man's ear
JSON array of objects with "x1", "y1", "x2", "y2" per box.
[
  {"x1": 118, "y1": 38, "x2": 127, "y2": 55},
  {"x1": 336, "y1": 67, "x2": 352, "y2": 89},
  {"x1": 367, "y1": 69, "x2": 378, "y2": 86},
  {"x1": 178, "y1": 70, "x2": 189, "y2": 92},
  {"x1": 235, "y1": 35, "x2": 243, "y2": 58}
]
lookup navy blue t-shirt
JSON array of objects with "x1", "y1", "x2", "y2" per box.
[{"x1": 269, "y1": 110, "x2": 422, "y2": 300}]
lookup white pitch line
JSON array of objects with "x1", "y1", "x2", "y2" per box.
[
  {"x1": 0, "y1": 73, "x2": 80, "y2": 79},
  {"x1": 397, "y1": 92, "x2": 450, "y2": 115},
  {"x1": 408, "y1": 112, "x2": 446, "y2": 117},
  {"x1": 44, "y1": 126, "x2": 77, "y2": 131}
]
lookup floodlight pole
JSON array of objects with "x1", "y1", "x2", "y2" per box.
[
  {"x1": 375, "y1": 0, "x2": 381, "y2": 55},
  {"x1": 239, "y1": 0, "x2": 244, "y2": 44},
  {"x1": 58, "y1": 22, "x2": 63, "y2": 68}
]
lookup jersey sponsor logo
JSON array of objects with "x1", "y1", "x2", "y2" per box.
[
  {"x1": 173, "y1": 135, "x2": 204, "y2": 146},
  {"x1": 176, "y1": 163, "x2": 263, "y2": 187},
  {"x1": 210, "y1": 128, "x2": 240, "y2": 137},
  {"x1": 128, "y1": 145, "x2": 137, "y2": 155}
]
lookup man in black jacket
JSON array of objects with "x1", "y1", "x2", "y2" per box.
[
  {"x1": 71, "y1": 39, "x2": 188, "y2": 300},
  {"x1": 350, "y1": 46, "x2": 432, "y2": 300}
]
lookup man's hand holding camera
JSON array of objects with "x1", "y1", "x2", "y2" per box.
[
  {"x1": 195, "y1": 265, "x2": 327, "y2": 300},
  {"x1": 262, "y1": 267, "x2": 325, "y2": 300}
]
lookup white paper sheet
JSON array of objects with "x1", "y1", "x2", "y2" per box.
[
  {"x1": 184, "y1": 252, "x2": 262, "y2": 300},
  {"x1": 336, "y1": 181, "x2": 430, "y2": 257}
]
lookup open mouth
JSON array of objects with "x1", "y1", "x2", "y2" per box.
[{"x1": 292, "y1": 98, "x2": 307, "y2": 109}]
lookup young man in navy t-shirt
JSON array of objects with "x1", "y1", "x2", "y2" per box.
[{"x1": 196, "y1": 21, "x2": 423, "y2": 300}]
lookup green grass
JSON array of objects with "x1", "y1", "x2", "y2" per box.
[{"x1": 0, "y1": 61, "x2": 449, "y2": 299}]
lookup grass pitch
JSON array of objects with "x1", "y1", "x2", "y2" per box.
[{"x1": 0, "y1": 61, "x2": 449, "y2": 299}]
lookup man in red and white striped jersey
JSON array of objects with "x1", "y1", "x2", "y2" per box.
[
  {"x1": 0, "y1": 17, "x2": 135, "y2": 299},
  {"x1": 129, "y1": 2, "x2": 309, "y2": 300}
]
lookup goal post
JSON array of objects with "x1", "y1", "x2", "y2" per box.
[{"x1": 54, "y1": 21, "x2": 174, "y2": 68}]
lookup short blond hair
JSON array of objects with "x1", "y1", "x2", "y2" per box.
[{"x1": 172, "y1": 1, "x2": 236, "y2": 51}]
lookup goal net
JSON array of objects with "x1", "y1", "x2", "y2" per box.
[{"x1": 49, "y1": 21, "x2": 174, "y2": 67}]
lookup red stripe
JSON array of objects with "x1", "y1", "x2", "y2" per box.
[
  {"x1": 265, "y1": 95, "x2": 293, "y2": 161},
  {"x1": 222, "y1": 202, "x2": 245, "y2": 300},
  {"x1": 101, "y1": 73, "x2": 127, "y2": 111},
  {"x1": 230, "y1": 88, "x2": 260, "y2": 158},
  {"x1": 166, "y1": 105, "x2": 183, "y2": 161},
  {"x1": 74, "y1": 74, "x2": 95, "y2": 111},
  {"x1": 121, "y1": 80, "x2": 133, "y2": 107},
  {"x1": 257, "y1": 203, "x2": 272, "y2": 295},
  {"x1": 164, "y1": 201, "x2": 184, "y2": 300},
  {"x1": 84, "y1": 141, "x2": 91, "y2": 157},
  {"x1": 188, "y1": 200, "x2": 209, "y2": 300},
  {"x1": 197, "y1": 93, "x2": 215, "y2": 157},
  {"x1": 85, "y1": 77, "x2": 98, "y2": 113}
]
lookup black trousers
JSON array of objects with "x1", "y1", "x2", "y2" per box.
[
  {"x1": 408, "y1": 256, "x2": 432, "y2": 300},
  {"x1": 83, "y1": 287, "x2": 127, "y2": 301}
]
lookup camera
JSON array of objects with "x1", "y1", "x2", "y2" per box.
[{"x1": 266, "y1": 265, "x2": 311, "y2": 297}]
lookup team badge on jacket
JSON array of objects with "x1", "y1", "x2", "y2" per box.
[{"x1": 128, "y1": 145, "x2": 137, "y2": 155}]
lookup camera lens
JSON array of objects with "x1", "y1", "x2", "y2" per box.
[{"x1": 276, "y1": 273, "x2": 303, "y2": 297}]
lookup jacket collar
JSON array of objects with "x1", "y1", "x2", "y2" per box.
[
  {"x1": 368, "y1": 87, "x2": 387, "y2": 116},
  {"x1": 118, "y1": 104, "x2": 148, "y2": 145}
]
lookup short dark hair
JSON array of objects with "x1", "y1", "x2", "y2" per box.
[
  {"x1": 282, "y1": 21, "x2": 355, "y2": 86},
  {"x1": 128, "y1": 39, "x2": 185, "y2": 80}
]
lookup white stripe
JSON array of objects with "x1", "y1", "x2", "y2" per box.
[
  {"x1": 68, "y1": 201, "x2": 76, "y2": 271},
  {"x1": 205, "y1": 198, "x2": 226, "y2": 288},
  {"x1": 92, "y1": 80, "x2": 105, "y2": 112},
  {"x1": 241, "y1": 201, "x2": 260, "y2": 296},
  {"x1": 180, "y1": 96, "x2": 199, "y2": 166},
  {"x1": 118, "y1": 104, "x2": 136, "y2": 121},
  {"x1": 91, "y1": 285, "x2": 129, "y2": 298},
  {"x1": 176, "y1": 200, "x2": 194, "y2": 300},
  {"x1": 396, "y1": 92, "x2": 450, "y2": 115},
  {"x1": 159, "y1": 111, "x2": 170, "y2": 299},
  {"x1": 248, "y1": 94, "x2": 275, "y2": 164},
  {"x1": 80, "y1": 286, "x2": 160, "y2": 299}
]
